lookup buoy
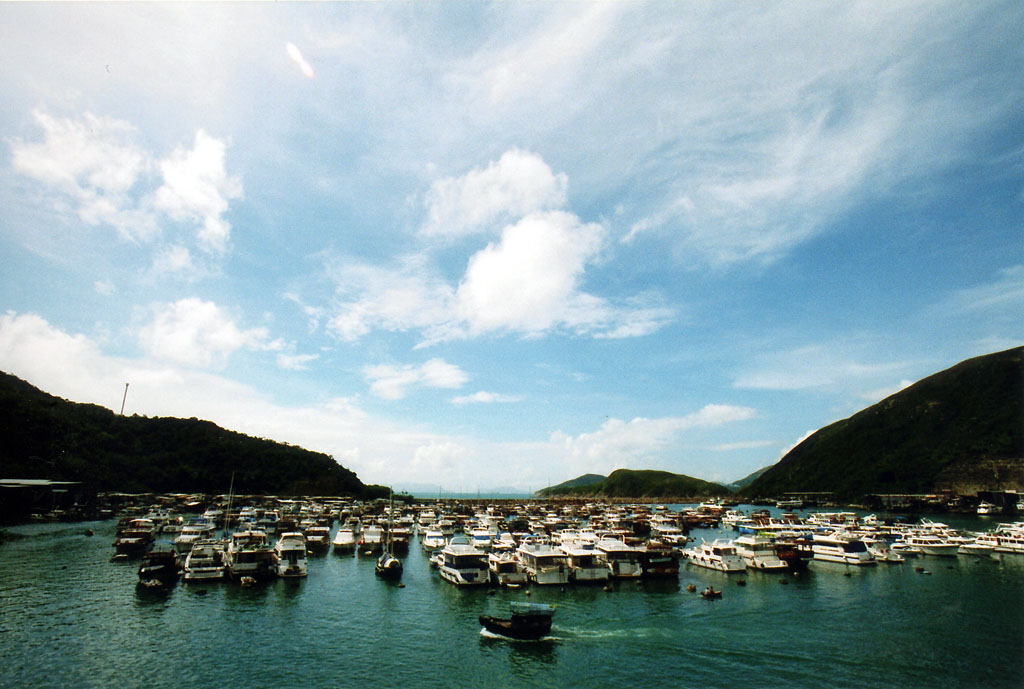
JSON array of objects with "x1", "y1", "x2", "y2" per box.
[
  {"x1": 843, "y1": 572, "x2": 852, "y2": 577},
  {"x1": 603, "y1": 585, "x2": 613, "y2": 592},
  {"x1": 736, "y1": 579, "x2": 746, "y2": 586},
  {"x1": 525, "y1": 589, "x2": 532, "y2": 596},
  {"x1": 84, "y1": 529, "x2": 94, "y2": 537},
  {"x1": 686, "y1": 583, "x2": 696, "y2": 593},
  {"x1": 397, "y1": 583, "x2": 406, "y2": 588}
]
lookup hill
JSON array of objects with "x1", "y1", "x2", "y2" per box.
[
  {"x1": 727, "y1": 465, "x2": 771, "y2": 491},
  {"x1": 742, "y1": 346, "x2": 1024, "y2": 501},
  {"x1": 539, "y1": 468, "x2": 731, "y2": 499},
  {"x1": 0, "y1": 371, "x2": 365, "y2": 496},
  {"x1": 536, "y1": 473, "x2": 606, "y2": 496}
]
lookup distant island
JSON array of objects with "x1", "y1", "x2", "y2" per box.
[{"x1": 537, "y1": 469, "x2": 731, "y2": 499}]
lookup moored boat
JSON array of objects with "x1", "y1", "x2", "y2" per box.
[
  {"x1": 137, "y1": 541, "x2": 180, "y2": 586},
  {"x1": 183, "y1": 539, "x2": 226, "y2": 582},
  {"x1": 274, "y1": 532, "x2": 308, "y2": 578},
  {"x1": 438, "y1": 543, "x2": 489, "y2": 586},
  {"x1": 683, "y1": 539, "x2": 746, "y2": 573}
]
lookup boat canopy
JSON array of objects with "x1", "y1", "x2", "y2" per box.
[{"x1": 509, "y1": 602, "x2": 555, "y2": 617}]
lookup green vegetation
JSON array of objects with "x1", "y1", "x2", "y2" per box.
[
  {"x1": 0, "y1": 371, "x2": 365, "y2": 496},
  {"x1": 742, "y1": 346, "x2": 1024, "y2": 501},
  {"x1": 538, "y1": 469, "x2": 731, "y2": 499}
]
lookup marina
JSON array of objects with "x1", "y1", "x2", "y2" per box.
[{"x1": 1, "y1": 501, "x2": 1023, "y2": 689}]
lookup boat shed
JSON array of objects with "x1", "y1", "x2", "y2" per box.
[{"x1": 0, "y1": 478, "x2": 90, "y2": 524}]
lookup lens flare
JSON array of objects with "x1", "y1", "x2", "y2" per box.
[{"x1": 286, "y1": 42, "x2": 315, "y2": 79}]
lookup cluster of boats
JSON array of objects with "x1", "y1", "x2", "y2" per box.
[{"x1": 112, "y1": 498, "x2": 1024, "y2": 590}]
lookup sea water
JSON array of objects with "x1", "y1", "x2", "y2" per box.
[{"x1": 1, "y1": 515, "x2": 1021, "y2": 689}]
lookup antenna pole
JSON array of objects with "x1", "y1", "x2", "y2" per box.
[{"x1": 120, "y1": 383, "x2": 129, "y2": 415}]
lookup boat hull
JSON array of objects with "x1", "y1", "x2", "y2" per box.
[{"x1": 479, "y1": 616, "x2": 552, "y2": 640}]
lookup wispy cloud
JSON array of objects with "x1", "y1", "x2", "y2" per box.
[
  {"x1": 733, "y1": 344, "x2": 911, "y2": 391},
  {"x1": 364, "y1": 358, "x2": 469, "y2": 400},
  {"x1": 451, "y1": 391, "x2": 521, "y2": 406}
]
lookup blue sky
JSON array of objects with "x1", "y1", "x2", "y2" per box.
[{"x1": 1, "y1": 2, "x2": 1021, "y2": 494}]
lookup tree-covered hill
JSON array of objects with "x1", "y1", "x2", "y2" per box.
[
  {"x1": 741, "y1": 346, "x2": 1024, "y2": 501},
  {"x1": 539, "y1": 468, "x2": 731, "y2": 499},
  {"x1": 0, "y1": 371, "x2": 365, "y2": 496}
]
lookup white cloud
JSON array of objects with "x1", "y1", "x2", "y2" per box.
[
  {"x1": 10, "y1": 110, "x2": 156, "y2": 242},
  {"x1": 451, "y1": 391, "x2": 521, "y2": 406},
  {"x1": 151, "y1": 245, "x2": 196, "y2": 276},
  {"x1": 733, "y1": 345, "x2": 910, "y2": 391},
  {"x1": 551, "y1": 404, "x2": 757, "y2": 466},
  {"x1": 326, "y1": 210, "x2": 673, "y2": 345},
  {"x1": 861, "y1": 379, "x2": 915, "y2": 403},
  {"x1": 137, "y1": 298, "x2": 274, "y2": 367},
  {"x1": 154, "y1": 130, "x2": 242, "y2": 254},
  {"x1": 709, "y1": 440, "x2": 774, "y2": 452},
  {"x1": 421, "y1": 149, "x2": 567, "y2": 239},
  {"x1": 364, "y1": 357, "x2": 468, "y2": 400},
  {"x1": 277, "y1": 352, "x2": 319, "y2": 371}
]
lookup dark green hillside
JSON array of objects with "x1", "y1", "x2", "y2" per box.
[
  {"x1": 536, "y1": 473, "x2": 605, "y2": 496},
  {"x1": 541, "y1": 468, "x2": 731, "y2": 499},
  {"x1": 742, "y1": 346, "x2": 1024, "y2": 500},
  {"x1": 0, "y1": 371, "x2": 365, "y2": 496}
]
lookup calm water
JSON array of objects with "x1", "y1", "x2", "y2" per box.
[{"x1": 2, "y1": 515, "x2": 1022, "y2": 689}]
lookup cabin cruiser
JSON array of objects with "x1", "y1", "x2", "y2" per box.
[
  {"x1": 595, "y1": 538, "x2": 644, "y2": 579},
  {"x1": 811, "y1": 533, "x2": 877, "y2": 565},
  {"x1": 469, "y1": 528, "x2": 494, "y2": 552},
  {"x1": 274, "y1": 532, "x2": 308, "y2": 578},
  {"x1": 683, "y1": 539, "x2": 747, "y2": 572},
  {"x1": 182, "y1": 539, "x2": 226, "y2": 582},
  {"x1": 113, "y1": 518, "x2": 155, "y2": 556},
  {"x1": 304, "y1": 525, "x2": 331, "y2": 554},
  {"x1": 734, "y1": 534, "x2": 789, "y2": 571},
  {"x1": 488, "y1": 551, "x2": 528, "y2": 586},
  {"x1": 438, "y1": 543, "x2": 489, "y2": 586},
  {"x1": 225, "y1": 529, "x2": 275, "y2": 580},
  {"x1": 517, "y1": 535, "x2": 570, "y2": 585},
  {"x1": 359, "y1": 524, "x2": 384, "y2": 552},
  {"x1": 173, "y1": 518, "x2": 216, "y2": 553},
  {"x1": 640, "y1": 541, "x2": 680, "y2": 578},
  {"x1": 138, "y1": 541, "x2": 180, "y2": 586},
  {"x1": 332, "y1": 528, "x2": 357, "y2": 554},
  {"x1": 901, "y1": 533, "x2": 959, "y2": 557},
  {"x1": 421, "y1": 527, "x2": 446, "y2": 552},
  {"x1": 559, "y1": 544, "x2": 609, "y2": 583}
]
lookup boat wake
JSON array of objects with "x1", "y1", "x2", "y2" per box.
[{"x1": 479, "y1": 628, "x2": 559, "y2": 642}]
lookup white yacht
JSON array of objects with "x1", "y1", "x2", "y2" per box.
[
  {"x1": 594, "y1": 538, "x2": 644, "y2": 579},
  {"x1": 469, "y1": 528, "x2": 494, "y2": 552},
  {"x1": 332, "y1": 528, "x2": 357, "y2": 554},
  {"x1": 359, "y1": 524, "x2": 384, "y2": 552},
  {"x1": 560, "y1": 544, "x2": 610, "y2": 583},
  {"x1": 304, "y1": 525, "x2": 331, "y2": 554},
  {"x1": 517, "y1": 536, "x2": 570, "y2": 585},
  {"x1": 811, "y1": 533, "x2": 877, "y2": 565},
  {"x1": 274, "y1": 532, "x2": 308, "y2": 578},
  {"x1": 225, "y1": 530, "x2": 275, "y2": 579},
  {"x1": 683, "y1": 539, "x2": 747, "y2": 572},
  {"x1": 173, "y1": 518, "x2": 216, "y2": 553},
  {"x1": 902, "y1": 533, "x2": 959, "y2": 557},
  {"x1": 182, "y1": 539, "x2": 226, "y2": 582},
  {"x1": 734, "y1": 534, "x2": 788, "y2": 571},
  {"x1": 488, "y1": 551, "x2": 527, "y2": 586},
  {"x1": 421, "y1": 526, "x2": 446, "y2": 552},
  {"x1": 437, "y1": 543, "x2": 489, "y2": 586}
]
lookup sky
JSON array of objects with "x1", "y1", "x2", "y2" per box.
[{"x1": 1, "y1": 2, "x2": 1021, "y2": 495}]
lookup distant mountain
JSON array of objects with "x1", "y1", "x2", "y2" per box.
[
  {"x1": 539, "y1": 469, "x2": 731, "y2": 499},
  {"x1": 728, "y1": 465, "x2": 772, "y2": 491},
  {"x1": 0, "y1": 371, "x2": 365, "y2": 496},
  {"x1": 742, "y1": 346, "x2": 1024, "y2": 501},
  {"x1": 535, "y1": 473, "x2": 606, "y2": 496}
]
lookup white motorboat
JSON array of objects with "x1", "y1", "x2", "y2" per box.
[
  {"x1": 359, "y1": 524, "x2": 384, "y2": 552},
  {"x1": 274, "y1": 532, "x2": 308, "y2": 578},
  {"x1": 517, "y1": 535, "x2": 570, "y2": 585},
  {"x1": 559, "y1": 544, "x2": 610, "y2": 583},
  {"x1": 437, "y1": 543, "x2": 489, "y2": 586},
  {"x1": 173, "y1": 518, "x2": 216, "y2": 553},
  {"x1": 332, "y1": 528, "x2": 357, "y2": 554},
  {"x1": 488, "y1": 551, "x2": 528, "y2": 586},
  {"x1": 902, "y1": 533, "x2": 959, "y2": 557},
  {"x1": 421, "y1": 527, "x2": 446, "y2": 552},
  {"x1": 683, "y1": 539, "x2": 747, "y2": 572},
  {"x1": 734, "y1": 534, "x2": 789, "y2": 571},
  {"x1": 304, "y1": 525, "x2": 331, "y2": 554},
  {"x1": 810, "y1": 533, "x2": 876, "y2": 565},
  {"x1": 594, "y1": 538, "x2": 644, "y2": 579},
  {"x1": 225, "y1": 529, "x2": 275, "y2": 580},
  {"x1": 182, "y1": 539, "x2": 226, "y2": 582}
]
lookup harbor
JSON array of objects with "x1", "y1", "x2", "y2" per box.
[{"x1": 2, "y1": 500, "x2": 1022, "y2": 689}]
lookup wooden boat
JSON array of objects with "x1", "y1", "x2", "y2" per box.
[
  {"x1": 701, "y1": 587, "x2": 722, "y2": 599},
  {"x1": 479, "y1": 602, "x2": 555, "y2": 640}
]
